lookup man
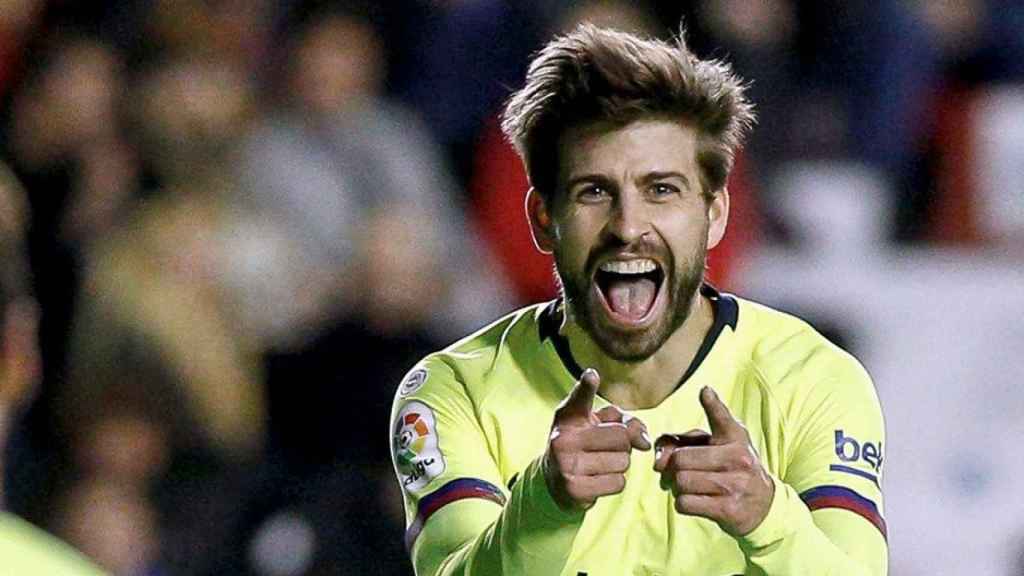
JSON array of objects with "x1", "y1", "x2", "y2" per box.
[
  {"x1": 390, "y1": 26, "x2": 886, "y2": 575},
  {"x1": 0, "y1": 163, "x2": 107, "y2": 575}
]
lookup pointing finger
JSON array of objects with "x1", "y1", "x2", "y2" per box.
[
  {"x1": 557, "y1": 368, "x2": 600, "y2": 423},
  {"x1": 699, "y1": 386, "x2": 745, "y2": 442}
]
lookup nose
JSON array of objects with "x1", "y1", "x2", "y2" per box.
[{"x1": 605, "y1": 189, "x2": 650, "y2": 244}]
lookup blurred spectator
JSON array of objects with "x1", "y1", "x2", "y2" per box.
[
  {"x1": 71, "y1": 54, "x2": 266, "y2": 460},
  {"x1": 1, "y1": 162, "x2": 106, "y2": 575},
  {"x1": 2, "y1": 31, "x2": 141, "y2": 526},
  {"x1": 59, "y1": 52, "x2": 273, "y2": 574},
  {"x1": 138, "y1": 0, "x2": 272, "y2": 79},
  {"x1": 0, "y1": 0, "x2": 45, "y2": 97},
  {"x1": 238, "y1": 5, "x2": 512, "y2": 348},
  {"x1": 893, "y1": 0, "x2": 1024, "y2": 245},
  {"x1": 56, "y1": 479, "x2": 163, "y2": 576}
]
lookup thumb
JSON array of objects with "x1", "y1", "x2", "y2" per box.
[
  {"x1": 699, "y1": 386, "x2": 744, "y2": 442},
  {"x1": 556, "y1": 368, "x2": 599, "y2": 423}
]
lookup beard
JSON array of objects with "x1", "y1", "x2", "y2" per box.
[{"x1": 553, "y1": 232, "x2": 708, "y2": 362}]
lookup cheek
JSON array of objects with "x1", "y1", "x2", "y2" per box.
[
  {"x1": 556, "y1": 209, "x2": 603, "y2": 253},
  {"x1": 658, "y1": 216, "x2": 710, "y2": 256}
]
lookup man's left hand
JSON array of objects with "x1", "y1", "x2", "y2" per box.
[{"x1": 653, "y1": 386, "x2": 774, "y2": 536}]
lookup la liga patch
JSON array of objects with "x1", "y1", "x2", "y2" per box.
[{"x1": 393, "y1": 401, "x2": 445, "y2": 492}]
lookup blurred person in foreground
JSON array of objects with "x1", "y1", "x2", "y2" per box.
[
  {"x1": 390, "y1": 26, "x2": 887, "y2": 575},
  {"x1": 0, "y1": 164, "x2": 106, "y2": 575}
]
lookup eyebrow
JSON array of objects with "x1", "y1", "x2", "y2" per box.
[
  {"x1": 565, "y1": 174, "x2": 616, "y2": 190},
  {"x1": 638, "y1": 171, "x2": 692, "y2": 190},
  {"x1": 565, "y1": 171, "x2": 692, "y2": 191}
]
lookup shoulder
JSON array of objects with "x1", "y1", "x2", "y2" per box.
[
  {"x1": 733, "y1": 295, "x2": 877, "y2": 409},
  {"x1": 393, "y1": 302, "x2": 553, "y2": 407}
]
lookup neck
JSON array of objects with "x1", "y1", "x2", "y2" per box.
[{"x1": 561, "y1": 289, "x2": 715, "y2": 410}]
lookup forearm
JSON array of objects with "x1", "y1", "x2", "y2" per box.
[
  {"x1": 414, "y1": 458, "x2": 584, "y2": 576},
  {"x1": 737, "y1": 478, "x2": 887, "y2": 576}
]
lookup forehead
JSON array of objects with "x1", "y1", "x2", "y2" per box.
[{"x1": 556, "y1": 117, "x2": 699, "y2": 181}]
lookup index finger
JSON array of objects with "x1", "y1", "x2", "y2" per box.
[
  {"x1": 699, "y1": 386, "x2": 746, "y2": 443},
  {"x1": 556, "y1": 368, "x2": 600, "y2": 423}
]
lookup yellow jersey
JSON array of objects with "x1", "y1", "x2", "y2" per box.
[{"x1": 390, "y1": 285, "x2": 887, "y2": 575}]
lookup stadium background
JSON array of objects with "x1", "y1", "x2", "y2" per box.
[{"x1": 0, "y1": 0, "x2": 1022, "y2": 574}]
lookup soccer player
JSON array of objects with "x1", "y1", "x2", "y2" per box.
[{"x1": 390, "y1": 26, "x2": 887, "y2": 575}]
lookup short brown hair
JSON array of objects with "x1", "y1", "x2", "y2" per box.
[{"x1": 501, "y1": 25, "x2": 755, "y2": 202}]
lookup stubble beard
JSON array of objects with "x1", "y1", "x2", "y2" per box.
[{"x1": 553, "y1": 237, "x2": 708, "y2": 363}]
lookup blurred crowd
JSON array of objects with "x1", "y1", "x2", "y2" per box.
[{"x1": 0, "y1": 1, "x2": 1021, "y2": 575}]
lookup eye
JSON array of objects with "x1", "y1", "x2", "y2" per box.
[
  {"x1": 649, "y1": 183, "x2": 680, "y2": 199},
  {"x1": 576, "y1": 185, "x2": 609, "y2": 202}
]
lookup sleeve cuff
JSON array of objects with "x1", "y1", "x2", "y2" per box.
[
  {"x1": 738, "y1": 473, "x2": 813, "y2": 551},
  {"x1": 516, "y1": 456, "x2": 586, "y2": 526}
]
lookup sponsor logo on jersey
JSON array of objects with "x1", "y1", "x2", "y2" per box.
[
  {"x1": 834, "y1": 429, "x2": 883, "y2": 471},
  {"x1": 398, "y1": 368, "x2": 429, "y2": 397},
  {"x1": 393, "y1": 401, "x2": 445, "y2": 491}
]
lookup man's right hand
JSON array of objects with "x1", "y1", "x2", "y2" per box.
[{"x1": 542, "y1": 368, "x2": 651, "y2": 512}]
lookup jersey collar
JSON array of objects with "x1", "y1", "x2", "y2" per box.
[{"x1": 538, "y1": 283, "x2": 738, "y2": 389}]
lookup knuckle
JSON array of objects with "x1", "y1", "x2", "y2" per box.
[
  {"x1": 734, "y1": 447, "x2": 755, "y2": 470},
  {"x1": 616, "y1": 431, "x2": 632, "y2": 451},
  {"x1": 556, "y1": 453, "x2": 578, "y2": 475},
  {"x1": 724, "y1": 495, "x2": 743, "y2": 520},
  {"x1": 611, "y1": 475, "x2": 626, "y2": 493},
  {"x1": 550, "y1": 430, "x2": 567, "y2": 448},
  {"x1": 620, "y1": 453, "x2": 631, "y2": 471},
  {"x1": 714, "y1": 474, "x2": 734, "y2": 494},
  {"x1": 551, "y1": 432, "x2": 576, "y2": 453},
  {"x1": 670, "y1": 450, "x2": 686, "y2": 469},
  {"x1": 604, "y1": 405, "x2": 624, "y2": 419},
  {"x1": 564, "y1": 477, "x2": 584, "y2": 498}
]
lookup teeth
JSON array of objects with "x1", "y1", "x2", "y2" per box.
[{"x1": 599, "y1": 259, "x2": 657, "y2": 274}]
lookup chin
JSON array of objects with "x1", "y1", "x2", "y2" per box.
[{"x1": 580, "y1": 296, "x2": 681, "y2": 363}]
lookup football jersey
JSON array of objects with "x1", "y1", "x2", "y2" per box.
[{"x1": 390, "y1": 285, "x2": 887, "y2": 575}]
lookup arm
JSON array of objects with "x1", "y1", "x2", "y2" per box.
[
  {"x1": 657, "y1": 358, "x2": 887, "y2": 575},
  {"x1": 393, "y1": 364, "x2": 648, "y2": 576},
  {"x1": 740, "y1": 356, "x2": 888, "y2": 575}
]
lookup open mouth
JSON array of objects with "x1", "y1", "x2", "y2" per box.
[{"x1": 593, "y1": 258, "x2": 665, "y2": 326}]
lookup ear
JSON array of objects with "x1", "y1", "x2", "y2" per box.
[
  {"x1": 706, "y1": 187, "x2": 729, "y2": 250},
  {"x1": 525, "y1": 187, "x2": 556, "y2": 254}
]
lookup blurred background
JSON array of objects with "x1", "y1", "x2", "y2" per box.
[{"x1": 0, "y1": 0, "x2": 1021, "y2": 574}]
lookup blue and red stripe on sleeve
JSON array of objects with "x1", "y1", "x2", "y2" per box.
[
  {"x1": 405, "y1": 478, "x2": 507, "y2": 550},
  {"x1": 800, "y1": 485, "x2": 887, "y2": 540}
]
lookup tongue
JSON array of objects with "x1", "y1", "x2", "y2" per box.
[{"x1": 606, "y1": 277, "x2": 657, "y2": 320}]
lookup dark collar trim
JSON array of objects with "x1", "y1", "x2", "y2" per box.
[{"x1": 538, "y1": 283, "x2": 738, "y2": 386}]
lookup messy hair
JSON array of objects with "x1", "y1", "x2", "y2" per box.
[{"x1": 501, "y1": 25, "x2": 755, "y2": 202}]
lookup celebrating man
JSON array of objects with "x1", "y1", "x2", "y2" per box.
[{"x1": 390, "y1": 26, "x2": 886, "y2": 575}]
